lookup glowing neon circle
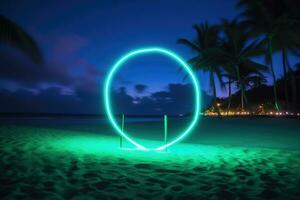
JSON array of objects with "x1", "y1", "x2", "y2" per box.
[{"x1": 104, "y1": 47, "x2": 201, "y2": 151}]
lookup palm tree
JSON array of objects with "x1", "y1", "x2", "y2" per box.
[
  {"x1": 236, "y1": 0, "x2": 281, "y2": 111},
  {"x1": 272, "y1": 10, "x2": 300, "y2": 111},
  {"x1": 223, "y1": 61, "x2": 267, "y2": 111},
  {"x1": 221, "y1": 73, "x2": 235, "y2": 111},
  {"x1": 177, "y1": 22, "x2": 224, "y2": 116},
  {"x1": 239, "y1": 68, "x2": 267, "y2": 110},
  {"x1": 209, "y1": 19, "x2": 266, "y2": 112},
  {"x1": 238, "y1": 0, "x2": 300, "y2": 111},
  {"x1": 287, "y1": 60, "x2": 299, "y2": 111},
  {"x1": 0, "y1": 15, "x2": 42, "y2": 63}
]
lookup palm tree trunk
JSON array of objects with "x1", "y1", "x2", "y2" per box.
[
  {"x1": 235, "y1": 64, "x2": 250, "y2": 112},
  {"x1": 282, "y1": 48, "x2": 290, "y2": 111},
  {"x1": 227, "y1": 78, "x2": 232, "y2": 111},
  {"x1": 268, "y1": 36, "x2": 280, "y2": 111},
  {"x1": 286, "y1": 59, "x2": 298, "y2": 111},
  {"x1": 210, "y1": 71, "x2": 221, "y2": 117},
  {"x1": 241, "y1": 89, "x2": 244, "y2": 111}
]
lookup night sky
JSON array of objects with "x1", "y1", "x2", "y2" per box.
[{"x1": 0, "y1": 0, "x2": 297, "y2": 114}]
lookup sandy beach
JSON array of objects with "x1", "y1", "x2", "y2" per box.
[{"x1": 1, "y1": 118, "x2": 300, "y2": 199}]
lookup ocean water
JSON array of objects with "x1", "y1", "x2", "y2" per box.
[
  {"x1": 0, "y1": 116, "x2": 161, "y2": 126},
  {"x1": 1, "y1": 116, "x2": 299, "y2": 150}
]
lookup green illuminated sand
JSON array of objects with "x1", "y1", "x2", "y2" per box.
[{"x1": 1, "y1": 121, "x2": 300, "y2": 199}]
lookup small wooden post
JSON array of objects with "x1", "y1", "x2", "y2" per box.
[
  {"x1": 120, "y1": 114, "x2": 124, "y2": 148},
  {"x1": 164, "y1": 115, "x2": 168, "y2": 151}
]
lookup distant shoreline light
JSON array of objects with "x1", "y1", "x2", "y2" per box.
[{"x1": 104, "y1": 47, "x2": 201, "y2": 151}]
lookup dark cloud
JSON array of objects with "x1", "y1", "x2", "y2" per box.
[
  {"x1": 134, "y1": 84, "x2": 147, "y2": 93},
  {"x1": 0, "y1": 33, "x2": 210, "y2": 115},
  {"x1": 0, "y1": 87, "x2": 100, "y2": 114},
  {"x1": 51, "y1": 34, "x2": 89, "y2": 61},
  {"x1": 0, "y1": 49, "x2": 72, "y2": 86},
  {"x1": 0, "y1": 83, "x2": 211, "y2": 115},
  {"x1": 0, "y1": 33, "x2": 102, "y2": 95},
  {"x1": 112, "y1": 83, "x2": 211, "y2": 115},
  {"x1": 0, "y1": 33, "x2": 103, "y2": 114}
]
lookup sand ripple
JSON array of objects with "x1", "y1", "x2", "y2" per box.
[{"x1": 1, "y1": 125, "x2": 300, "y2": 199}]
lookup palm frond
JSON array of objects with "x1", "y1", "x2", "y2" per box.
[
  {"x1": 240, "y1": 60, "x2": 268, "y2": 75},
  {"x1": 0, "y1": 15, "x2": 43, "y2": 64},
  {"x1": 177, "y1": 38, "x2": 201, "y2": 52}
]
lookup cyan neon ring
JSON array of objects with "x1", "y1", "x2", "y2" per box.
[{"x1": 104, "y1": 47, "x2": 201, "y2": 151}]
